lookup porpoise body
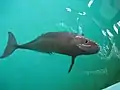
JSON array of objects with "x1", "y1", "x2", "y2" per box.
[{"x1": 0, "y1": 31, "x2": 100, "y2": 73}]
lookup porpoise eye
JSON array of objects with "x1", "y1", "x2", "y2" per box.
[{"x1": 85, "y1": 40, "x2": 88, "y2": 43}]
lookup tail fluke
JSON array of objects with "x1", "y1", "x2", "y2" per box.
[{"x1": 0, "y1": 32, "x2": 18, "y2": 58}]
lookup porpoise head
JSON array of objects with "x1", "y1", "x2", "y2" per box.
[{"x1": 71, "y1": 35, "x2": 100, "y2": 55}]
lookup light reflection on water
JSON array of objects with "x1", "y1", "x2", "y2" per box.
[{"x1": 64, "y1": 2, "x2": 120, "y2": 89}]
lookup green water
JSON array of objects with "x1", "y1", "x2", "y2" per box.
[{"x1": 0, "y1": 0, "x2": 120, "y2": 90}]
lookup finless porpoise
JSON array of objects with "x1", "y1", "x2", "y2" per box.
[{"x1": 0, "y1": 31, "x2": 100, "y2": 73}]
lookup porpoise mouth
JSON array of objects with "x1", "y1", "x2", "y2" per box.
[
  {"x1": 77, "y1": 44, "x2": 91, "y2": 47},
  {"x1": 77, "y1": 43, "x2": 100, "y2": 54}
]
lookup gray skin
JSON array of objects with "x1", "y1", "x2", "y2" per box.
[{"x1": 0, "y1": 31, "x2": 100, "y2": 73}]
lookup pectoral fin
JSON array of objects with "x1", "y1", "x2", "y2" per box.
[{"x1": 68, "y1": 56, "x2": 76, "y2": 73}]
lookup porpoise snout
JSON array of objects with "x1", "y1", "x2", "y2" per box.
[{"x1": 88, "y1": 41, "x2": 100, "y2": 54}]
